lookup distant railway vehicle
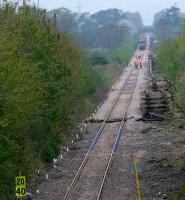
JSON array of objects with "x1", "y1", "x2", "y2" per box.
[{"x1": 138, "y1": 35, "x2": 146, "y2": 51}]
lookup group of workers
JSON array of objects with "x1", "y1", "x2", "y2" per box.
[{"x1": 134, "y1": 55, "x2": 143, "y2": 69}]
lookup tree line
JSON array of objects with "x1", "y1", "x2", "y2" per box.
[
  {"x1": 0, "y1": 4, "x2": 105, "y2": 199},
  {"x1": 154, "y1": 6, "x2": 185, "y2": 115},
  {"x1": 48, "y1": 8, "x2": 142, "y2": 50},
  {"x1": 153, "y1": 6, "x2": 182, "y2": 41}
]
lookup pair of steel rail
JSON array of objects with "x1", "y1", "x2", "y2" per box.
[{"x1": 64, "y1": 66, "x2": 140, "y2": 200}]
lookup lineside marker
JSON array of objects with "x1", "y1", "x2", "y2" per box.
[{"x1": 133, "y1": 157, "x2": 142, "y2": 200}]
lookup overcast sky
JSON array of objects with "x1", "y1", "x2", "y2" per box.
[{"x1": 38, "y1": 0, "x2": 185, "y2": 25}]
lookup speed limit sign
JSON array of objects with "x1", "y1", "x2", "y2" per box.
[{"x1": 15, "y1": 176, "x2": 26, "y2": 197}]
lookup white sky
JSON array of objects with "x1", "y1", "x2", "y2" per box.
[{"x1": 38, "y1": 0, "x2": 185, "y2": 25}]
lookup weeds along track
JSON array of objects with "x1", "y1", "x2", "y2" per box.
[{"x1": 63, "y1": 65, "x2": 140, "y2": 200}]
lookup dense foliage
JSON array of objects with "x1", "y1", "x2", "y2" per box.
[
  {"x1": 112, "y1": 36, "x2": 138, "y2": 65},
  {"x1": 48, "y1": 8, "x2": 143, "y2": 50},
  {"x1": 88, "y1": 51, "x2": 109, "y2": 65},
  {"x1": 153, "y1": 6, "x2": 182, "y2": 41},
  {"x1": 155, "y1": 34, "x2": 185, "y2": 114},
  {"x1": 0, "y1": 4, "x2": 109, "y2": 199}
]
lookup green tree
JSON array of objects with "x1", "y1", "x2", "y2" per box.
[
  {"x1": 155, "y1": 21, "x2": 185, "y2": 116},
  {"x1": 0, "y1": 4, "x2": 89, "y2": 199},
  {"x1": 112, "y1": 36, "x2": 138, "y2": 65},
  {"x1": 153, "y1": 6, "x2": 181, "y2": 41}
]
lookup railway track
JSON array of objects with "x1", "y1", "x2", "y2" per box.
[
  {"x1": 96, "y1": 69, "x2": 139, "y2": 200},
  {"x1": 63, "y1": 61, "x2": 140, "y2": 200}
]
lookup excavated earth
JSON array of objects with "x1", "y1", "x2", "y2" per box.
[{"x1": 33, "y1": 46, "x2": 185, "y2": 200}]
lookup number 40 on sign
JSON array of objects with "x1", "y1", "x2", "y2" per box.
[{"x1": 16, "y1": 176, "x2": 26, "y2": 197}]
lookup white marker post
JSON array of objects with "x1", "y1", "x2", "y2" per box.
[{"x1": 45, "y1": 174, "x2": 49, "y2": 180}]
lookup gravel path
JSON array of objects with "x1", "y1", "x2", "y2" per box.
[{"x1": 68, "y1": 123, "x2": 120, "y2": 200}]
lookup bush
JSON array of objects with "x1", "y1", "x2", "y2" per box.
[
  {"x1": 111, "y1": 36, "x2": 138, "y2": 65},
  {"x1": 0, "y1": 4, "x2": 94, "y2": 199},
  {"x1": 155, "y1": 33, "x2": 185, "y2": 115},
  {"x1": 88, "y1": 51, "x2": 109, "y2": 65}
]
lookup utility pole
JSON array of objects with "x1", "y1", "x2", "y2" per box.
[
  {"x1": 78, "y1": 0, "x2": 81, "y2": 14},
  {"x1": 53, "y1": 12, "x2": 57, "y2": 29},
  {"x1": 173, "y1": 2, "x2": 177, "y2": 7},
  {"x1": 37, "y1": 0, "x2": 39, "y2": 8},
  {"x1": 23, "y1": 0, "x2": 30, "y2": 6}
]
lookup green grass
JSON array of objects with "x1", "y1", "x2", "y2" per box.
[{"x1": 169, "y1": 187, "x2": 185, "y2": 200}]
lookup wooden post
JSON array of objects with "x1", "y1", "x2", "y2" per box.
[{"x1": 133, "y1": 157, "x2": 142, "y2": 200}]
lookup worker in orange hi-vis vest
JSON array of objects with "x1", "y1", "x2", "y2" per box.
[{"x1": 138, "y1": 52, "x2": 144, "y2": 60}]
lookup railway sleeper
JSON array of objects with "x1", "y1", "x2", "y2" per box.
[{"x1": 85, "y1": 117, "x2": 124, "y2": 124}]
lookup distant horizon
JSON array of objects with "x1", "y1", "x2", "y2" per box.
[
  {"x1": 39, "y1": 0, "x2": 185, "y2": 25},
  {"x1": 43, "y1": 6, "x2": 164, "y2": 26}
]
